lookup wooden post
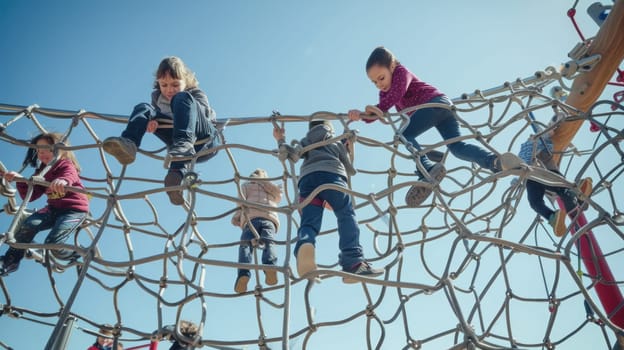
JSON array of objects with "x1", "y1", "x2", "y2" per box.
[{"x1": 551, "y1": 0, "x2": 624, "y2": 157}]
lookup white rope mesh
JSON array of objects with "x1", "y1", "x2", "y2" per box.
[{"x1": 0, "y1": 70, "x2": 622, "y2": 349}]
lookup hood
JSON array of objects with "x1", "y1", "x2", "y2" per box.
[{"x1": 301, "y1": 124, "x2": 334, "y2": 147}]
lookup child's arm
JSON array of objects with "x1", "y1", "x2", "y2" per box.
[
  {"x1": 2, "y1": 169, "x2": 47, "y2": 201},
  {"x1": 338, "y1": 143, "x2": 357, "y2": 176},
  {"x1": 263, "y1": 182, "x2": 283, "y2": 203},
  {"x1": 52, "y1": 160, "x2": 81, "y2": 196},
  {"x1": 146, "y1": 120, "x2": 159, "y2": 133},
  {"x1": 273, "y1": 126, "x2": 286, "y2": 144},
  {"x1": 348, "y1": 105, "x2": 384, "y2": 123}
]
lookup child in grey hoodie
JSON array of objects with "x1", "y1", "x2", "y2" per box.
[{"x1": 273, "y1": 120, "x2": 383, "y2": 283}]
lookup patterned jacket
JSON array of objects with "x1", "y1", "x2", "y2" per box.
[{"x1": 231, "y1": 180, "x2": 282, "y2": 230}]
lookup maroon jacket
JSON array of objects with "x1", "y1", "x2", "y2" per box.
[{"x1": 17, "y1": 158, "x2": 89, "y2": 212}]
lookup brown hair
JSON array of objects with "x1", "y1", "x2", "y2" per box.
[
  {"x1": 26, "y1": 132, "x2": 81, "y2": 172},
  {"x1": 153, "y1": 56, "x2": 199, "y2": 90},
  {"x1": 366, "y1": 46, "x2": 400, "y2": 72}
]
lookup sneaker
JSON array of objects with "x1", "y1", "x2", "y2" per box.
[
  {"x1": 296, "y1": 243, "x2": 317, "y2": 279},
  {"x1": 264, "y1": 268, "x2": 278, "y2": 286},
  {"x1": 548, "y1": 210, "x2": 567, "y2": 237},
  {"x1": 168, "y1": 141, "x2": 195, "y2": 158},
  {"x1": 0, "y1": 256, "x2": 19, "y2": 277},
  {"x1": 495, "y1": 152, "x2": 524, "y2": 172},
  {"x1": 342, "y1": 261, "x2": 384, "y2": 284},
  {"x1": 405, "y1": 163, "x2": 446, "y2": 207},
  {"x1": 579, "y1": 177, "x2": 593, "y2": 198},
  {"x1": 103, "y1": 137, "x2": 137, "y2": 165},
  {"x1": 234, "y1": 275, "x2": 250, "y2": 294},
  {"x1": 164, "y1": 170, "x2": 185, "y2": 206}
]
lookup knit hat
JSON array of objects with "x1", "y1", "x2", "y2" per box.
[
  {"x1": 98, "y1": 325, "x2": 114, "y2": 337},
  {"x1": 250, "y1": 168, "x2": 268, "y2": 178},
  {"x1": 309, "y1": 119, "x2": 333, "y2": 131}
]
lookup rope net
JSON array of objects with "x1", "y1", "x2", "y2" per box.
[{"x1": 0, "y1": 67, "x2": 623, "y2": 349}]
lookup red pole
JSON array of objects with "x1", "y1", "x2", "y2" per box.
[{"x1": 561, "y1": 201, "x2": 624, "y2": 327}]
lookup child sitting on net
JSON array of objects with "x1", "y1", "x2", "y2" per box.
[
  {"x1": 231, "y1": 168, "x2": 282, "y2": 293},
  {"x1": 103, "y1": 56, "x2": 220, "y2": 206},
  {"x1": 273, "y1": 120, "x2": 383, "y2": 282},
  {"x1": 348, "y1": 46, "x2": 520, "y2": 207},
  {"x1": 0, "y1": 132, "x2": 89, "y2": 276},
  {"x1": 516, "y1": 112, "x2": 592, "y2": 236}
]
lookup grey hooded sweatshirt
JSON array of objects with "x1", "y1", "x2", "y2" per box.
[{"x1": 298, "y1": 123, "x2": 356, "y2": 179}]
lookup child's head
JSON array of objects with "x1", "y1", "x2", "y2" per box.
[
  {"x1": 365, "y1": 47, "x2": 399, "y2": 92},
  {"x1": 96, "y1": 326, "x2": 114, "y2": 347},
  {"x1": 250, "y1": 168, "x2": 268, "y2": 178},
  {"x1": 25, "y1": 132, "x2": 81, "y2": 171},
  {"x1": 153, "y1": 56, "x2": 199, "y2": 100},
  {"x1": 309, "y1": 120, "x2": 334, "y2": 133},
  {"x1": 549, "y1": 111, "x2": 566, "y2": 127}
]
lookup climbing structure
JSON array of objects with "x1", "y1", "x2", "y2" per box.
[{"x1": 0, "y1": 2, "x2": 623, "y2": 349}]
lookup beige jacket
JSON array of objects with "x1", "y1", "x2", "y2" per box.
[{"x1": 231, "y1": 180, "x2": 282, "y2": 230}]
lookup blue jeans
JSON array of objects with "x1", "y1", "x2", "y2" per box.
[
  {"x1": 296, "y1": 171, "x2": 363, "y2": 269},
  {"x1": 402, "y1": 95, "x2": 497, "y2": 174},
  {"x1": 121, "y1": 91, "x2": 220, "y2": 169},
  {"x1": 526, "y1": 178, "x2": 578, "y2": 219},
  {"x1": 3, "y1": 207, "x2": 86, "y2": 263},
  {"x1": 238, "y1": 218, "x2": 277, "y2": 277}
]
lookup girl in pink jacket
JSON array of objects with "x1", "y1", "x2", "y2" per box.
[{"x1": 231, "y1": 168, "x2": 282, "y2": 293}]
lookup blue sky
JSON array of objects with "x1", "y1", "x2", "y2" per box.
[{"x1": 1, "y1": 1, "x2": 623, "y2": 349}]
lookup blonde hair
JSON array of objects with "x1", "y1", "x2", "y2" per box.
[
  {"x1": 28, "y1": 132, "x2": 81, "y2": 172},
  {"x1": 153, "y1": 56, "x2": 199, "y2": 90}
]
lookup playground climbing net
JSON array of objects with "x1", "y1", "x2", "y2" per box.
[{"x1": 0, "y1": 67, "x2": 623, "y2": 349}]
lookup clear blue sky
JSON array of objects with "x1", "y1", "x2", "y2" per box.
[{"x1": 1, "y1": 0, "x2": 622, "y2": 349}]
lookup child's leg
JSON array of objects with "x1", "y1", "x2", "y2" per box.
[
  {"x1": 170, "y1": 92, "x2": 200, "y2": 150},
  {"x1": 122, "y1": 103, "x2": 160, "y2": 147},
  {"x1": 237, "y1": 225, "x2": 254, "y2": 277},
  {"x1": 234, "y1": 225, "x2": 254, "y2": 293},
  {"x1": 401, "y1": 107, "x2": 442, "y2": 173},
  {"x1": 44, "y1": 210, "x2": 87, "y2": 259},
  {"x1": 526, "y1": 180, "x2": 554, "y2": 219},
  {"x1": 195, "y1": 120, "x2": 220, "y2": 164},
  {"x1": 315, "y1": 174, "x2": 364, "y2": 270},
  {"x1": 527, "y1": 180, "x2": 568, "y2": 236},
  {"x1": 257, "y1": 219, "x2": 278, "y2": 286},
  {"x1": 295, "y1": 201, "x2": 324, "y2": 255},
  {"x1": 552, "y1": 187, "x2": 578, "y2": 213},
  {"x1": 4, "y1": 209, "x2": 55, "y2": 265},
  {"x1": 295, "y1": 174, "x2": 325, "y2": 278},
  {"x1": 434, "y1": 108, "x2": 497, "y2": 171},
  {"x1": 258, "y1": 220, "x2": 277, "y2": 266},
  {"x1": 104, "y1": 103, "x2": 164, "y2": 165}
]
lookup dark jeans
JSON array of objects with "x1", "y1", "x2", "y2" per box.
[
  {"x1": 122, "y1": 91, "x2": 220, "y2": 169},
  {"x1": 238, "y1": 218, "x2": 277, "y2": 277},
  {"x1": 526, "y1": 178, "x2": 578, "y2": 220},
  {"x1": 402, "y1": 95, "x2": 497, "y2": 173},
  {"x1": 296, "y1": 171, "x2": 363, "y2": 269},
  {"x1": 4, "y1": 207, "x2": 86, "y2": 263}
]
